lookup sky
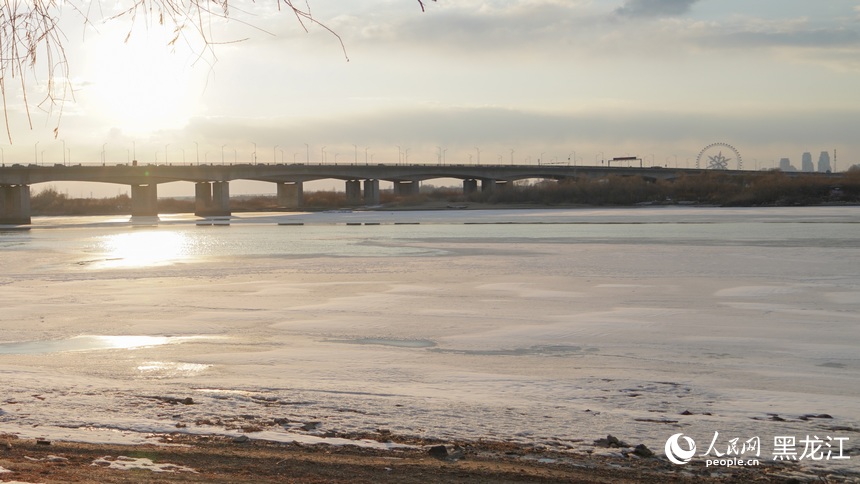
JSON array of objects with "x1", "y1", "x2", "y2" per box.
[{"x1": 4, "y1": 0, "x2": 860, "y2": 196}]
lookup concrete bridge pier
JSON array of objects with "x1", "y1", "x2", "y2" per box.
[
  {"x1": 364, "y1": 179, "x2": 380, "y2": 205},
  {"x1": 195, "y1": 182, "x2": 212, "y2": 215},
  {"x1": 131, "y1": 184, "x2": 158, "y2": 217},
  {"x1": 463, "y1": 179, "x2": 478, "y2": 195},
  {"x1": 484, "y1": 179, "x2": 513, "y2": 191},
  {"x1": 393, "y1": 180, "x2": 419, "y2": 196},
  {"x1": 194, "y1": 181, "x2": 231, "y2": 217},
  {"x1": 345, "y1": 180, "x2": 362, "y2": 204},
  {"x1": 212, "y1": 182, "x2": 230, "y2": 215},
  {"x1": 0, "y1": 184, "x2": 31, "y2": 225},
  {"x1": 277, "y1": 181, "x2": 303, "y2": 209},
  {"x1": 481, "y1": 178, "x2": 497, "y2": 192}
]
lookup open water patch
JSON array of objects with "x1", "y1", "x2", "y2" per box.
[
  {"x1": 430, "y1": 345, "x2": 587, "y2": 356},
  {"x1": 0, "y1": 335, "x2": 206, "y2": 355},
  {"x1": 325, "y1": 338, "x2": 437, "y2": 349}
]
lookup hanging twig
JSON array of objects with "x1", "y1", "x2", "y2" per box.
[{"x1": 0, "y1": 0, "x2": 435, "y2": 143}]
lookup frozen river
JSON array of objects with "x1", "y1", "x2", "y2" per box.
[{"x1": 1, "y1": 206, "x2": 858, "y2": 476}]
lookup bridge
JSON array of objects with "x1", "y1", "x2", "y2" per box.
[{"x1": 0, "y1": 162, "x2": 831, "y2": 224}]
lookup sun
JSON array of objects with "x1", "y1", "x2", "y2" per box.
[{"x1": 82, "y1": 22, "x2": 207, "y2": 135}]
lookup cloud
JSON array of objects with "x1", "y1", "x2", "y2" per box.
[
  {"x1": 713, "y1": 27, "x2": 860, "y2": 50},
  {"x1": 614, "y1": 0, "x2": 700, "y2": 18},
  {"x1": 41, "y1": 101, "x2": 860, "y2": 169},
  {"x1": 684, "y1": 17, "x2": 860, "y2": 71},
  {"x1": 298, "y1": 1, "x2": 601, "y2": 56},
  {"x1": 176, "y1": 105, "x2": 860, "y2": 159},
  {"x1": 289, "y1": 2, "x2": 859, "y2": 65},
  {"x1": 235, "y1": 1, "x2": 857, "y2": 69}
]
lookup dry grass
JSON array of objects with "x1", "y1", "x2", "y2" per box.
[{"x1": 0, "y1": 433, "x2": 811, "y2": 483}]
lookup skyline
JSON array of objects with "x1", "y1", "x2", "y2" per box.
[{"x1": 3, "y1": 0, "x2": 859, "y2": 195}]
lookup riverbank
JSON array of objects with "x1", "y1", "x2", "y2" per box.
[{"x1": 0, "y1": 433, "x2": 825, "y2": 483}]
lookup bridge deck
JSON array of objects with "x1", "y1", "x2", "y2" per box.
[{"x1": 0, "y1": 163, "x2": 742, "y2": 186}]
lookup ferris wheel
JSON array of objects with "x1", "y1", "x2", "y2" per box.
[{"x1": 696, "y1": 143, "x2": 743, "y2": 170}]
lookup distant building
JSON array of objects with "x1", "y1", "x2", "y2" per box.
[
  {"x1": 801, "y1": 152, "x2": 814, "y2": 172},
  {"x1": 779, "y1": 158, "x2": 796, "y2": 171},
  {"x1": 818, "y1": 151, "x2": 832, "y2": 173}
]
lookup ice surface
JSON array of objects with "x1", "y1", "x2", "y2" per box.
[{"x1": 1, "y1": 207, "x2": 858, "y2": 476}]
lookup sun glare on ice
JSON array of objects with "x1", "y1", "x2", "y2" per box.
[{"x1": 98, "y1": 230, "x2": 189, "y2": 268}]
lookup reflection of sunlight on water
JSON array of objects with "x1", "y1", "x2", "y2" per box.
[
  {"x1": 96, "y1": 230, "x2": 189, "y2": 268},
  {"x1": 137, "y1": 361, "x2": 212, "y2": 378},
  {"x1": 0, "y1": 335, "x2": 211, "y2": 354},
  {"x1": 94, "y1": 335, "x2": 170, "y2": 349}
]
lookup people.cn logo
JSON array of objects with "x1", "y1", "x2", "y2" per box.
[{"x1": 665, "y1": 433, "x2": 697, "y2": 465}]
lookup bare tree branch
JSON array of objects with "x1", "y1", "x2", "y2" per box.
[
  {"x1": 0, "y1": 0, "x2": 435, "y2": 143},
  {"x1": 1, "y1": 0, "x2": 70, "y2": 142}
]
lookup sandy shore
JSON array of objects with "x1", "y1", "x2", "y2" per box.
[{"x1": 0, "y1": 432, "x2": 821, "y2": 483}]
